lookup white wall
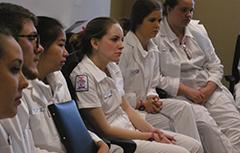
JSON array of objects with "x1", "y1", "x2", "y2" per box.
[{"x1": 0, "y1": 0, "x2": 111, "y2": 28}]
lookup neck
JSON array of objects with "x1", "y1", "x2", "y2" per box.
[
  {"x1": 135, "y1": 31, "x2": 149, "y2": 50},
  {"x1": 90, "y1": 54, "x2": 108, "y2": 73},
  {"x1": 167, "y1": 17, "x2": 185, "y2": 41},
  {"x1": 37, "y1": 61, "x2": 52, "y2": 82}
]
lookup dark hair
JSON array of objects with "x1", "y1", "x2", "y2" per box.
[
  {"x1": 118, "y1": 17, "x2": 131, "y2": 36},
  {"x1": 36, "y1": 16, "x2": 64, "y2": 50},
  {"x1": 0, "y1": 3, "x2": 37, "y2": 37},
  {"x1": 0, "y1": 26, "x2": 13, "y2": 58},
  {"x1": 163, "y1": 0, "x2": 179, "y2": 16},
  {"x1": 130, "y1": 0, "x2": 162, "y2": 32},
  {"x1": 69, "y1": 17, "x2": 118, "y2": 61}
]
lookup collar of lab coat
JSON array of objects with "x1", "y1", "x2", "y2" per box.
[
  {"x1": 125, "y1": 31, "x2": 159, "y2": 58},
  {"x1": 27, "y1": 79, "x2": 53, "y2": 103},
  {"x1": 159, "y1": 17, "x2": 194, "y2": 43},
  {"x1": 81, "y1": 55, "x2": 119, "y2": 83}
]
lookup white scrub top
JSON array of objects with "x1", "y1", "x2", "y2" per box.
[{"x1": 70, "y1": 56, "x2": 134, "y2": 130}]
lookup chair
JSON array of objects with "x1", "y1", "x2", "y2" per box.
[
  {"x1": 156, "y1": 87, "x2": 170, "y2": 99},
  {"x1": 48, "y1": 100, "x2": 98, "y2": 153},
  {"x1": 61, "y1": 49, "x2": 80, "y2": 100},
  {"x1": 225, "y1": 34, "x2": 240, "y2": 94}
]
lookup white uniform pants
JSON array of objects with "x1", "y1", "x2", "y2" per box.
[
  {"x1": 142, "y1": 99, "x2": 201, "y2": 142},
  {"x1": 110, "y1": 144, "x2": 124, "y2": 153},
  {"x1": 205, "y1": 89, "x2": 240, "y2": 153},
  {"x1": 177, "y1": 88, "x2": 240, "y2": 153},
  {"x1": 133, "y1": 130, "x2": 203, "y2": 153}
]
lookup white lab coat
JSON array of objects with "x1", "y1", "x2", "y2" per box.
[
  {"x1": 0, "y1": 71, "x2": 104, "y2": 153},
  {"x1": 153, "y1": 17, "x2": 240, "y2": 153},
  {"x1": 22, "y1": 71, "x2": 69, "y2": 153},
  {"x1": 0, "y1": 102, "x2": 48, "y2": 153},
  {"x1": 118, "y1": 31, "x2": 201, "y2": 142},
  {"x1": 70, "y1": 55, "x2": 202, "y2": 153}
]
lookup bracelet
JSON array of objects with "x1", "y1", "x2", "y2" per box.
[{"x1": 148, "y1": 132, "x2": 154, "y2": 141}]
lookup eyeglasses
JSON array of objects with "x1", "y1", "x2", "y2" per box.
[
  {"x1": 177, "y1": 7, "x2": 194, "y2": 15},
  {"x1": 17, "y1": 34, "x2": 40, "y2": 48}
]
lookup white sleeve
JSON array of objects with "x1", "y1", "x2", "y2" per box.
[{"x1": 88, "y1": 131, "x2": 102, "y2": 143}]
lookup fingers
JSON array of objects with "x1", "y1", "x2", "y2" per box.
[{"x1": 153, "y1": 132, "x2": 174, "y2": 144}]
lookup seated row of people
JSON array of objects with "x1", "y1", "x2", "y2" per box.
[
  {"x1": 0, "y1": 2, "x2": 111, "y2": 153},
  {"x1": 69, "y1": 0, "x2": 240, "y2": 153},
  {"x1": 117, "y1": 0, "x2": 240, "y2": 153},
  {"x1": 0, "y1": 0, "x2": 240, "y2": 153}
]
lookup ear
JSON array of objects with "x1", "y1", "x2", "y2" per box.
[
  {"x1": 167, "y1": 6, "x2": 172, "y2": 13},
  {"x1": 90, "y1": 38, "x2": 99, "y2": 50}
]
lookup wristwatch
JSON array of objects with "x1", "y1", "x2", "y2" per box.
[{"x1": 139, "y1": 101, "x2": 145, "y2": 111}]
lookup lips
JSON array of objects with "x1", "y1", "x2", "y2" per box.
[{"x1": 115, "y1": 52, "x2": 122, "y2": 56}]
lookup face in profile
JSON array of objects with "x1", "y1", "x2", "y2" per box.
[
  {"x1": 0, "y1": 34, "x2": 28, "y2": 119},
  {"x1": 92, "y1": 23, "x2": 124, "y2": 63},
  {"x1": 17, "y1": 19, "x2": 44, "y2": 80},
  {"x1": 39, "y1": 30, "x2": 69, "y2": 73},
  {"x1": 167, "y1": 0, "x2": 194, "y2": 29}
]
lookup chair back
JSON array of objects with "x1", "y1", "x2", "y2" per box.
[
  {"x1": 48, "y1": 100, "x2": 98, "y2": 153},
  {"x1": 232, "y1": 34, "x2": 240, "y2": 83}
]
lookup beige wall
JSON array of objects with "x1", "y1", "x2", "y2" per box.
[
  {"x1": 110, "y1": 0, "x2": 134, "y2": 19},
  {"x1": 194, "y1": 0, "x2": 240, "y2": 78},
  {"x1": 111, "y1": 0, "x2": 240, "y2": 84}
]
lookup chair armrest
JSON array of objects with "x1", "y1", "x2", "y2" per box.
[
  {"x1": 224, "y1": 75, "x2": 236, "y2": 94},
  {"x1": 225, "y1": 75, "x2": 236, "y2": 83},
  {"x1": 156, "y1": 88, "x2": 169, "y2": 98},
  {"x1": 106, "y1": 137, "x2": 136, "y2": 153}
]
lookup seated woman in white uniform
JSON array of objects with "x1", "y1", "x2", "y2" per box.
[
  {"x1": 118, "y1": 0, "x2": 200, "y2": 142},
  {"x1": 0, "y1": 27, "x2": 28, "y2": 152},
  {"x1": 153, "y1": 0, "x2": 240, "y2": 152},
  {"x1": 69, "y1": 16, "x2": 203, "y2": 153},
  {"x1": 22, "y1": 16, "x2": 111, "y2": 153}
]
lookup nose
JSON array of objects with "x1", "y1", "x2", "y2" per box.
[
  {"x1": 35, "y1": 44, "x2": 44, "y2": 55},
  {"x1": 19, "y1": 71, "x2": 28, "y2": 90},
  {"x1": 155, "y1": 21, "x2": 160, "y2": 29},
  {"x1": 185, "y1": 10, "x2": 193, "y2": 18},
  {"x1": 64, "y1": 48, "x2": 69, "y2": 58},
  {"x1": 119, "y1": 40, "x2": 124, "y2": 50}
]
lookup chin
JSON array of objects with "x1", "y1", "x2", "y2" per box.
[
  {"x1": 23, "y1": 67, "x2": 39, "y2": 80},
  {"x1": 112, "y1": 58, "x2": 120, "y2": 63},
  {"x1": 0, "y1": 109, "x2": 17, "y2": 119}
]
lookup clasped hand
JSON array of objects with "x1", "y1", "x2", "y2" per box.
[{"x1": 144, "y1": 95, "x2": 163, "y2": 113}]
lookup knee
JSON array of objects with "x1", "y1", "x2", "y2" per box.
[
  {"x1": 197, "y1": 121, "x2": 215, "y2": 135},
  {"x1": 191, "y1": 139, "x2": 204, "y2": 153}
]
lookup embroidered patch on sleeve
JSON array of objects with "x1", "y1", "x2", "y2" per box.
[{"x1": 75, "y1": 75, "x2": 88, "y2": 92}]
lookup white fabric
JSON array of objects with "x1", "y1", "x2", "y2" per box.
[
  {"x1": 22, "y1": 71, "x2": 69, "y2": 152},
  {"x1": 70, "y1": 56, "x2": 134, "y2": 130},
  {"x1": 119, "y1": 31, "x2": 201, "y2": 142},
  {"x1": 70, "y1": 55, "x2": 203, "y2": 153},
  {"x1": 0, "y1": 103, "x2": 40, "y2": 153},
  {"x1": 0, "y1": 71, "x2": 104, "y2": 153},
  {"x1": 153, "y1": 17, "x2": 240, "y2": 153}
]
